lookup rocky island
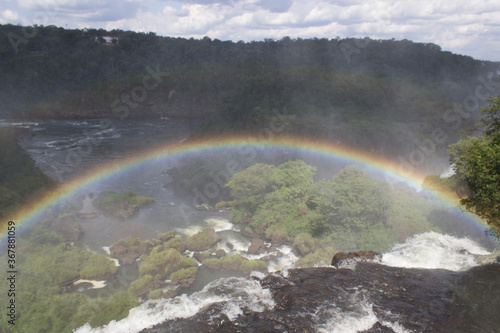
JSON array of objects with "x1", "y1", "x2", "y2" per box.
[{"x1": 93, "y1": 190, "x2": 156, "y2": 218}]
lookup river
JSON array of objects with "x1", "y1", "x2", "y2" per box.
[{"x1": 4, "y1": 118, "x2": 500, "y2": 332}]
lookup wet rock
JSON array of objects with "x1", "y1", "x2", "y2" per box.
[
  {"x1": 138, "y1": 241, "x2": 154, "y2": 255},
  {"x1": 193, "y1": 252, "x2": 211, "y2": 263},
  {"x1": 158, "y1": 230, "x2": 175, "y2": 241},
  {"x1": 248, "y1": 238, "x2": 266, "y2": 254},
  {"x1": 136, "y1": 279, "x2": 166, "y2": 297},
  {"x1": 242, "y1": 227, "x2": 258, "y2": 238},
  {"x1": 360, "y1": 322, "x2": 396, "y2": 333},
  {"x1": 331, "y1": 250, "x2": 382, "y2": 267},
  {"x1": 143, "y1": 262, "x2": 500, "y2": 333},
  {"x1": 163, "y1": 289, "x2": 178, "y2": 299},
  {"x1": 260, "y1": 253, "x2": 278, "y2": 261},
  {"x1": 110, "y1": 237, "x2": 141, "y2": 265},
  {"x1": 215, "y1": 249, "x2": 226, "y2": 258}
]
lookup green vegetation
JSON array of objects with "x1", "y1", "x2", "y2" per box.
[
  {"x1": 446, "y1": 95, "x2": 500, "y2": 228},
  {"x1": 293, "y1": 233, "x2": 319, "y2": 256},
  {"x1": 79, "y1": 254, "x2": 118, "y2": 279},
  {"x1": 20, "y1": 227, "x2": 117, "y2": 284},
  {"x1": 164, "y1": 236, "x2": 186, "y2": 252},
  {"x1": 204, "y1": 254, "x2": 246, "y2": 271},
  {"x1": 239, "y1": 260, "x2": 268, "y2": 274},
  {"x1": 307, "y1": 165, "x2": 394, "y2": 250},
  {"x1": 0, "y1": 127, "x2": 55, "y2": 230},
  {"x1": 185, "y1": 228, "x2": 221, "y2": 251},
  {"x1": 170, "y1": 267, "x2": 198, "y2": 284},
  {"x1": 138, "y1": 247, "x2": 197, "y2": 280},
  {"x1": 128, "y1": 274, "x2": 154, "y2": 297},
  {"x1": 148, "y1": 288, "x2": 164, "y2": 300},
  {"x1": 158, "y1": 230, "x2": 175, "y2": 241},
  {"x1": 1, "y1": 24, "x2": 493, "y2": 123},
  {"x1": 295, "y1": 246, "x2": 337, "y2": 268},
  {"x1": 224, "y1": 160, "x2": 447, "y2": 255},
  {"x1": 93, "y1": 190, "x2": 155, "y2": 218},
  {"x1": 0, "y1": 226, "x2": 134, "y2": 333},
  {"x1": 423, "y1": 175, "x2": 461, "y2": 202}
]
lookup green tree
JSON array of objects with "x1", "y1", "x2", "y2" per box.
[
  {"x1": 307, "y1": 165, "x2": 393, "y2": 249},
  {"x1": 226, "y1": 163, "x2": 275, "y2": 211},
  {"x1": 227, "y1": 160, "x2": 316, "y2": 236},
  {"x1": 448, "y1": 95, "x2": 500, "y2": 226}
]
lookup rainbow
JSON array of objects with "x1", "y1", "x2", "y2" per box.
[{"x1": 2, "y1": 135, "x2": 492, "y2": 241}]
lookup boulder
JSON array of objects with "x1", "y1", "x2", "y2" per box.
[
  {"x1": 110, "y1": 237, "x2": 141, "y2": 265},
  {"x1": 170, "y1": 267, "x2": 198, "y2": 288},
  {"x1": 138, "y1": 241, "x2": 154, "y2": 255},
  {"x1": 186, "y1": 228, "x2": 221, "y2": 251},
  {"x1": 248, "y1": 238, "x2": 266, "y2": 254},
  {"x1": 331, "y1": 251, "x2": 382, "y2": 268},
  {"x1": 215, "y1": 249, "x2": 226, "y2": 258},
  {"x1": 158, "y1": 230, "x2": 176, "y2": 241},
  {"x1": 242, "y1": 227, "x2": 259, "y2": 238},
  {"x1": 136, "y1": 279, "x2": 165, "y2": 297},
  {"x1": 193, "y1": 252, "x2": 211, "y2": 263},
  {"x1": 270, "y1": 230, "x2": 289, "y2": 246}
]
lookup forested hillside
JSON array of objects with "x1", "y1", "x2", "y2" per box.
[
  {"x1": 1, "y1": 24, "x2": 499, "y2": 173},
  {"x1": 1, "y1": 24, "x2": 497, "y2": 120}
]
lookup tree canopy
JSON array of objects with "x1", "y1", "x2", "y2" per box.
[
  {"x1": 448, "y1": 95, "x2": 500, "y2": 227},
  {"x1": 225, "y1": 161, "x2": 442, "y2": 252}
]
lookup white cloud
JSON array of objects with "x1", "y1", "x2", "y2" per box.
[{"x1": 0, "y1": 10, "x2": 20, "y2": 24}]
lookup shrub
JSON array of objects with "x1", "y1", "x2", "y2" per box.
[
  {"x1": 148, "y1": 288, "x2": 164, "y2": 300},
  {"x1": 170, "y1": 267, "x2": 198, "y2": 284},
  {"x1": 239, "y1": 260, "x2": 267, "y2": 274},
  {"x1": 128, "y1": 274, "x2": 153, "y2": 296}
]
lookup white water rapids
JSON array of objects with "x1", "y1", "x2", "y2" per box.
[{"x1": 75, "y1": 231, "x2": 492, "y2": 333}]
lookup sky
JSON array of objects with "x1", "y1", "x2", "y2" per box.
[{"x1": 1, "y1": 0, "x2": 500, "y2": 61}]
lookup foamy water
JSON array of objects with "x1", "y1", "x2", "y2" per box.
[
  {"x1": 381, "y1": 232, "x2": 491, "y2": 271},
  {"x1": 317, "y1": 297, "x2": 412, "y2": 333},
  {"x1": 74, "y1": 277, "x2": 274, "y2": 333},
  {"x1": 205, "y1": 218, "x2": 234, "y2": 232},
  {"x1": 75, "y1": 232, "x2": 495, "y2": 332}
]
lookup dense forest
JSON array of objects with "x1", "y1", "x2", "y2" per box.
[
  {"x1": 2, "y1": 24, "x2": 499, "y2": 172},
  {"x1": 0, "y1": 24, "x2": 497, "y2": 119}
]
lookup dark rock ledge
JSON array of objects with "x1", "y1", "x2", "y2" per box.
[{"x1": 142, "y1": 260, "x2": 500, "y2": 333}]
